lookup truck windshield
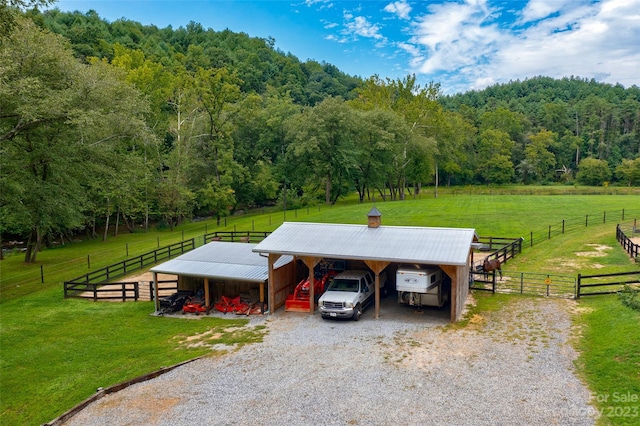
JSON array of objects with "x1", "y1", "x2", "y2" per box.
[{"x1": 327, "y1": 279, "x2": 359, "y2": 292}]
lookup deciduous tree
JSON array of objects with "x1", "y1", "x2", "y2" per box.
[{"x1": 0, "y1": 19, "x2": 155, "y2": 261}]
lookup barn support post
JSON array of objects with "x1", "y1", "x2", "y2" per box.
[
  {"x1": 153, "y1": 271, "x2": 159, "y2": 313},
  {"x1": 267, "y1": 254, "x2": 280, "y2": 314},
  {"x1": 259, "y1": 281, "x2": 265, "y2": 312},
  {"x1": 204, "y1": 277, "x2": 210, "y2": 309},
  {"x1": 440, "y1": 264, "x2": 463, "y2": 322},
  {"x1": 300, "y1": 256, "x2": 322, "y2": 314},
  {"x1": 364, "y1": 260, "x2": 390, "y2": 319}
]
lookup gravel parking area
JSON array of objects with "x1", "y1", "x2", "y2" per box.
[{"x1": 63, "y1": 295, "x2": 596, "y2": 425}]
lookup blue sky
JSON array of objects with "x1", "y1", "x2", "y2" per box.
[{"x1": 50, "y1": 0, "x2": 640, "y2": 94}]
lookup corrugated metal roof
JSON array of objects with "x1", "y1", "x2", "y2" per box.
[
  {"x1": 252, "y1": 222, "x2": 477, "y2": 266},
  {"x1": 151, "y1": 241, "x2": 291, "y2": 282}
]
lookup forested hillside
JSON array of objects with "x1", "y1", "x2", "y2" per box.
[
  {"x1": 442, "y1": 77, "x2": 640, "y2": 183},
  {"x1": 1, "y1": 6, "x2": 639, "y2": 262}
]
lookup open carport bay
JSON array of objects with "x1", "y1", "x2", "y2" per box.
[{"x1": 62, "y1": 296, "x2": 595, "y2": 426}]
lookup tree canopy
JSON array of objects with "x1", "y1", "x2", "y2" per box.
[{"x1": 1, "y1": 8, "x2": 639, "y2": 254}]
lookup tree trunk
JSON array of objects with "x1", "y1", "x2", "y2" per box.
[
  {"x1": 91, "y1": 216, "x2": 98, "y2": 239},
  {"x1": 114, "y1": 205, "x2": 120, "y2": 237},
  {"x1": 122, "y1": 212, "x2": 135, "y2": 233},
  {"x1": 103, "y1": 198, "x2": 110, "y2": 242},
  {"x1": 145, "y1": 202, "x2": 149, "y2": 232},
  {"x1": 325, "y1": 172, "x2": 331, "y2": 205},
  {"x1": 434, "y1": 162, "x2": 439, "y2": 199},
  {"x1": 24, "y1": 226, "x2": 41, "y2": 263}
]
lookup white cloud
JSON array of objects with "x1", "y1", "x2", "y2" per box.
[
  {"x1": 322, "y1": 19, "x2": 339, "y2": 29},
  {"x1": 384, "y1": 1, "x2": 412, "y2": 20},
  {"x1": 397, "y1": 41, "x2": 421, "y2": 57},
  {"x1": 519, "y1": 0, "x2": 574, "y2": 23},
  {"x1": 341, "y1": 12, "x2": 386, "y2": 41},
  {"x1": 409, "y1": 0, "x2": 503, "y2": 74},
  {"x1": 401, "y1": 0, "x2": 640, "y2": 92},
  {"x1": 304, "y1": 0, "x2": 334, "y2": 10},
  {"x1": 490, "y1": 0, "x2": 640, "y2": 88}
]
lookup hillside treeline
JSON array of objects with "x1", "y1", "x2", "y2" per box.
[{"x1": 1, "y1": 7, "x2": 639, "y2": 262}]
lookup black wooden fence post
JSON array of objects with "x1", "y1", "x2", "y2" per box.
[{"x1": 576, "y1": 274, "x2": 581, "y2": 299}]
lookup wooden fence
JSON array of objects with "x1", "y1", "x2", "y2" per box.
[
  {"x1": 472, "y1": 222, "x2": 640, "y2": 299},
  {"x1": 64, "y1": 239, "x2": 194, "y2": 299},
  {"x1": 203, "y1": 230, "x2": 271, "y2": 244},
  {"x1": 616, "y1": 222, "x2": 639, "y2": 260},
  {"x1": 472, "y1": 236, "x2": 523, "y2": 271},
  {"x1": 577, "y1": 271, "x2": 640, "y2": 298},
  {"x1": 471, "y1": 270, "x2": 576, "y2": 299},
  {"x1": 528, "y1": 209, "x2": 640, "y2": 247}
]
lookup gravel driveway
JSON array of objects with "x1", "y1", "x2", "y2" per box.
[{"x1": 63, "y1": 296, "x2": 596, "y2": 425}]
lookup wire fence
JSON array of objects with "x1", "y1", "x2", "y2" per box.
[{"x1": 527, "y1": 209, "x2": 640, "y2": 247}]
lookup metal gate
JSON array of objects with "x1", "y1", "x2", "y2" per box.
[{"x1": 471, "y1": 270, "x2": 577, "y2": 299}]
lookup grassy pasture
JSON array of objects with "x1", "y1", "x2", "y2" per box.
[{"x1": 1, "y1": 189, "x2": 639, "y2": 425}]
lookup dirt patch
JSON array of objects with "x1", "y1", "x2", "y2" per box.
[
  {"x1": 575, "y1": 244, "x2": 612, "y2": 257},
  {"x1": 388, "y1": 298, "x2": 577, "y2": 371},
  {"x1": 548, "y1": 244, "x2": 615, "y2": 273},
  {"x1": 116, "y1": 272, "x2": 177, "y2": 284},
  {"x1": 97, "y1": 382, "x2": 185, "y2": 424}
]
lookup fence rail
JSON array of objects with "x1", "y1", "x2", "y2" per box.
[
  {"x1": 577, "y1": 270, "x2": 640, "y2": 297},
  {"x1": 527, "y1": 209, "x2": 640, "y2": 247},
  {"x1": 64, "y1": 239, "x2": 195, "y2": 299},
  {"x1": 64, "y1": 281, "x2": 140, "y2": 302},
  {"x1": 471, "y1": 270, "x2": 576, "y2": 299},
  {"x1": 473, "y1": 236, "x2": 523, "y2": 271},
  {"x1": 203, "y1": 230, "x2": 271, "y2": 244},
  {"x1": 616, "y1": 222, "x2": 639, "y2": 260}
]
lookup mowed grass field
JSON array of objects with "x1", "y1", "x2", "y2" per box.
[{"x1": 1, "y1": 189, "x2": 639, "y2": 425}]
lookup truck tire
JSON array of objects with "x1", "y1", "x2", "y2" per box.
[{"x1": 353, "y1": 304, "x2": 362, "y2": 321}]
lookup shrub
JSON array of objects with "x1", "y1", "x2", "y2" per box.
[{"x1": 618, "y1": 285, "x2": 640, "y2": 311}]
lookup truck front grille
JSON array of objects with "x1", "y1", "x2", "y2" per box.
[{"x1": 324, "y1": 301, "x2": 344, "y2": 309}]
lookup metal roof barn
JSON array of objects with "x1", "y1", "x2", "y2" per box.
[
  {"x1": 150, "y1": 241, "x2": 292, "y2": 313},
  {"x1": 252, "y1": 222, "x2": 477, "y2": 266},
  {"x1": 151, "y1": 241, "x2": 291, "y2": 282},
  {"x1": 252, "y1": 222, "x2": 477, "y2": 322}
]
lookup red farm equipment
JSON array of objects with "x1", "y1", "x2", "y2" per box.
[{"x1": 285, "y1": 261, "x2": 341, "y2": 312}]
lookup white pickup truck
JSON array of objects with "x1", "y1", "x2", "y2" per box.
[{"x1": 318, "y1": 270, "x2": 387, "y2": 321}]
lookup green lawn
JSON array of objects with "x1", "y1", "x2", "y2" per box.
[
  {"x1": 575, "y1": 296, "x2": 640, "y2": 425},
  {"x1": 1, "y1": 189, "x2": 639, "y2": 425},
  {"x1": 0, "y1": 292, "x2": 265, "y2": 425}
]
